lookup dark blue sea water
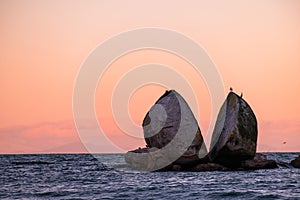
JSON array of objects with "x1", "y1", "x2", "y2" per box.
[{"x1": 0, "y1": 153, "x2": 299, "y2": 199}]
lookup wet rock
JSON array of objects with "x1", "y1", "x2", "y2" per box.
[
  {"x1": 209, "y1": 92, "x2": 258, "y2": 167},
  {"x1": 142, "y1": 90, "x2": 207, "y2": 165},
  {"x1": 191, "y1": 163, "x2": 227, "y2": 172},
  {"x1": 291, "y1": 155, "x2": 300, "y2": 168},
  {"x1": 240, "y1": 153, "x2": 277, "y2": 170}
]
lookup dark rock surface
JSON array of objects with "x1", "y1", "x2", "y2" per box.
[
  {"x1": 291, "y1": 155, "x2": 300, "y2": 168},
  {"x1": 170, "y1": 164, "x2": 182, "y2": 171},
  {"x1": 191, "y1": 163, "x2": 227, "y2": 172},
  {"x1": 209, "y1": 92, "x2": 258, "y2": 167}
]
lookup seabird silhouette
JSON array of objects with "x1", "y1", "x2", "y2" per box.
[
  {"x1": 240, "y1": 92, "x2": 243, "y2": 98},
  {"x1": 230, "y1": 87, "x2": 233, "y2": 92}
]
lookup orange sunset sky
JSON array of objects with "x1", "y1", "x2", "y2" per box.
[{"x1": 1, "y1": 1, "x2": 300, "y2": 153}]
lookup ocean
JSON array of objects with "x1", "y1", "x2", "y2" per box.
[{"x1": 0, "y1": 153, "x2": 299, "y2": 199}]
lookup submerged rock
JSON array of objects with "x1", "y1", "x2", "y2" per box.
[
  {"x1": 125, "y1": 90, "x2": 207, "y2": 171},
  {"x1": 209, "y1": 92, "x2": 258, "y2": 167},
  {"x1": 291, "y1": 155, "x2": 300, "y2": 168},
  {"x1": 276, "y1": 161, "x2": 292, "y2": 168}
]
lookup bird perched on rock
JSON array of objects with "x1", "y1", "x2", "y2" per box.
[
  {"x1": 230, "y1": 87, "x2": 233, "y2": 92},
  {"x1": 240, "y1": 92, "x2": 243, "y2": 98}
]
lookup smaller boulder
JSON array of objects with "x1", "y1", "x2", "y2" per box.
[
  {"x1": 240, "y1": 153, "x2": 277, "y2": 170},
  {"x1": 291, "y1": 155, "x2": 300, "y2": 168}
]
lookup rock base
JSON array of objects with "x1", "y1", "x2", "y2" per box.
[
  {"x1": 126, "y1": 151, "x2": 278, "y2": 172},
  {"x1": 191, "y1": 163, "x2": 227, "y2": 172}
]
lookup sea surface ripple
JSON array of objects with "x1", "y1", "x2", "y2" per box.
[{"x1": 0, "y1": 153, "x2": 299, "y2": 199}]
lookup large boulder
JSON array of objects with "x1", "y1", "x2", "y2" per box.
[
  {"x1": 209, "y1": 92, "x2": 258, "y2": 167},
  {"x1": 143, "y1": 90, "x2": 207, "y2": 165},
  {"x1": 125, "y1": 90, "x2": 207, "y2": 171},
  {"x1": 291, "y1": 155, "x2": 300, "y2": 168}
]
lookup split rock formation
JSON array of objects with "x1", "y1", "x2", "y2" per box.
[{"x1": 125, "y1": 90, "x2": 278, "y2": 171}]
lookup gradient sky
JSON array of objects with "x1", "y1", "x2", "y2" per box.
[{"x1": 1, "y1": 0, "x2": 300, "y2": 153}]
